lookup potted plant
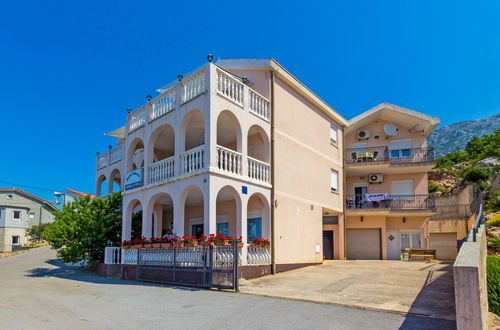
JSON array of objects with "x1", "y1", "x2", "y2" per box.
[
  {"x1": 250, "y1": 238, "x2": 271, "y2": 248},
  {"x1": 171, "y1": 237, "x2": 184, "y2": 247},
  {"x1": 143, "y1": 238, "x2": 153, "y2": 248},
  {"x1": 183, "y1": 235, "x2": 198, "y2": 247},
  {"x1": 160, "y1": 237, "x2": 172, "y2": 248},
  {"x1": 119, "y1": 240, "x2": 131, "y2": 249},
  {"x1": 214, "y1": 233, "x2": 230, "y2": 246},
  {"x1": 150, "y1": 237, "x2": 162, "y2": 248},
  {"x1": 234, "y1": 236, "x2": 244, "y2": 248},
  {"x1": 131, "y1": 237, "x2": 145, "y2": 248}
]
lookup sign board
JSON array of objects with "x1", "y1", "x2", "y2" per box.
[{"x1": 125, "y1": 169, "x2": 143, "y2": 190}]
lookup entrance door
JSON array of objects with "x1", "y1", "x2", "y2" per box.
[
  {"x1": 354, "y1": 185, "x2": 368, "y2": 208},
  {"x1": 191, "y1": 224, "x2": 204, "y2": 239},
  {"x1": 322, "y1": 230, "x2": 334, "y2": 260}
]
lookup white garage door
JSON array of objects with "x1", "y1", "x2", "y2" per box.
[
  {"x1": 346, "y1": 229, "x2": 381, "y2": 260},
  {"x1": 429, "y1": 233, "x2": 458, "y2": 260}
]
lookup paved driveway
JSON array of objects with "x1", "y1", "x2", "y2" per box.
[
  {"x1": 0, "y1": 246, "x2": 456, "y2": 329},
  {"x1": 241, "y1": 260, "x2": 456, "y2": 321}
]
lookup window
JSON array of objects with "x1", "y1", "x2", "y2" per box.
[
  {"x1": 330, "y1": 125, "x2": 338, "y2": 146},
  {"x1": 6, "y1": 194, "x2": 13, "y2": 200},
  {"x1": 216, "y1": 223, "x2": 229, "y2": 236},
  {"x1": 330, "y1": 170, "x2": 339, "y2": 193},
  {"x1": 389, "y1": 139, "x2": 412, "y2": 158},
  {"x1": 247, "y1": 218, "x2": 262, "y2": 242},
  {"x1": 401, "y1": 233, "x2": 421, "y2": 249},
  {"x1": 29, "y1": 212, "x2": 35, "y2": 219},
  {"x1": 13, "y1": 210, "x2": 21, "y2": 220},
  {"x1": 322, "y1": 216, "x2": 338, "y2": 225},
  {"x1": 12, "y1": 236, "x2": 20, "y2": 245}
]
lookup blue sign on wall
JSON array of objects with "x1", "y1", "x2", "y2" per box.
[{"x1": 242, "y1": 186, "x2": 248, "y2": 194}]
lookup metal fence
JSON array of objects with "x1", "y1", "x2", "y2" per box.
[
  {"x1": 345, "y1": 147, "x2": 434, "y2": 165},
  {"x1": 346, "y1": 194, "x2": 435, "y2": 210},
  {"x1": 136, "y1": 243, "x2": 239, "y2": 291}
]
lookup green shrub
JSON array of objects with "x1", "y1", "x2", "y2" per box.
[
  {"x1": 26, "y1": 223, "x2": 52, "y2": 243},
  {"x1": 489, "y1": 238, "x2": 500, "y2": 252},
  {"x1": 464, "y1": 168, "x2": 490, "y2": 182},
  {"x1": 435, "y1": 150, "x2": 468, "y2": 168},
  {"x1": 428, "y1": 181, "x2": 445, "y2": 194},
  {"x1": 487, "y1": 256, "x2": 500, "y2": 315},
  {"x1": 488, "y1": 214, "x2": 500, "y2": 226}
]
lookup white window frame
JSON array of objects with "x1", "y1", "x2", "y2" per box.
[
  {"x1": 400, "y1": 230, "x2": 422, "y2": 249},
  {"x1": 11, "y1": 236, "x2": 20, "y2": 245},
  {"x1": 13, "y1": 210, "x2": 21, "y2": 221},
  {"x1": 330, "y1": 170, "x2": 339, "y2": 193},
  {"x1": 330, "y1": 125, "x2": 338, "y2": 146},
  {"x1": 29, "y1": 212, "x2": 35, "y2": 219}
]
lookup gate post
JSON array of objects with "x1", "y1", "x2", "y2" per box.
[{"x1": 233, "y1": 240, "x2": 239, "y2": 291}]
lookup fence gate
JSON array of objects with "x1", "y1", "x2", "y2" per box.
[{"x1": 136, "y1": 242, "x2": 239, "y2": 291}]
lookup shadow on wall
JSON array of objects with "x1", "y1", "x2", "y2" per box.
[
  {"x1": 24, "y1": 258, "x2": 202, "y2": 292},
  {"x1": 399, "y1": 262, "x2": 457, "y2": 330}
]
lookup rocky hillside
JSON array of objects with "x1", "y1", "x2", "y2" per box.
[{"x1": 428, "y1": 113, "x2": 500, "y2": 157}]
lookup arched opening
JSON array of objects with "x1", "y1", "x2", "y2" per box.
[
  {"x1": 217, "y1": 110, "x2": 242, "y2": 152},
  {"x1": 148, "y1": 193, "x2": 174, "y2": 237},
  {"x1": 247, "y1": 125, "x2": 270, "y2": 163},
  {"x1": 109, "y1": 169, "x2": 122, "y2": 192},
  {"x1": 147, "y1": 125, "x2": 175, "y2": 184},
  {"x1": 247, "y1": 193, "x2": 270, "y2": 242},
  {"x1": 127, "y1": 138, "x2": 145, "y2": 172},
  {"x1": 126, "y1": 199, "x2": 143, "y2": 240},
  {"x1": 182, "y1": 110, "x2": 205, "y2": 151},
  {"x1": 181, "y1": 186, "x2": 204, "y2": 238},
  {"x1": 96, "y1": 175, "x2": 107, "y2": 197},
  {"x1": 215, "y1": 185, "x2": 241, "y2": 237}
]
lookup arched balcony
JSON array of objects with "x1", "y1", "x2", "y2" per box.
[
  {"x1": 216, "y1": 110, "x2": 243, "y2": 176},
  {"x1": 247, "y1": 125, "x2": 271, "y2": 184},
  {"x1": 179, "y1": 110, "x2": 205, "y2": 176},
  {"x1": 147, "y1": 125, "x2": 175, "y2": 185}
]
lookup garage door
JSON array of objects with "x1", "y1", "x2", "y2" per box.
[
  {"x1": 346, "y1": 229, "x2": 381, "y2": 260},
  {"x1": 429, "y1": 233, "x2": 457, "y2": 260}
]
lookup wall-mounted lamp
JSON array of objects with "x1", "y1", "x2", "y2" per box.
[
  {"x1": 360, "y1": 216, "x2": 364, "y2": 222},
  {"x1": 402, "y1": 217, "x2": 406, "y2": 223},
  {"x1": 127, "y1": 108, "x2": 132, "y2": 113},
  {"x1": 177, "y1": 74, "x2": 183, "y2": 81},
  {"x1": 274, "y1": 200, "x2": 279, "y2": 208},
  {"x1": 207, "y1": 54, "x2": 213, "y2": 62},
  {"x1": 146, "y1": 95, "x2": 152, "y2": 101},
  {"x1": 242, "y1": 76, "x2": 249, "y2": 84}
]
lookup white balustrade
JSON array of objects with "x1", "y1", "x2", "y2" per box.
[
  {"x1": 181, "y1": 68, "x2": 206, "y2": 103},
  {"x1": 97, "y1": 154, "x2": 108, "y2": 169},
  {"x1": 249, "y1": 90, "x2": 270, "y2": 121},
  {"x1": 150, "y1": 86, "x2": 176, "y2": 121},
  {"x1": 248, "y1": 156, "x2": 270, "y2": 183},
  {"x1": 216, "y1": 69, "x2": 244, "y2": 106},
  {"x1": 127, "y1": 105, "x2": 147, "y2": 133},
  {"x1": 104, "y1": 247, "x2": 121, "y2": 264},
  {"x1": 109, "y1": 146, "x2": 123, "y2": 164},
  {"x1": 180, "y1": 145, "x2": 205, "y2": 175},
  {"x1": 247, "y1": 247, "x2": 271, "y2": 265},
  {"x1": 148, "y1": 156, "x2": 175, "y2": 184},
  {"x1": 217, "y1": 145, "x2": 242, "y2": 175},
  {"x1": 121, "y1": 248, "x2": 138, "y2": 265}
]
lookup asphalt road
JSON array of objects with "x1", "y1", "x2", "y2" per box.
[{"x1": 0, "y1": 246, "x2": 456, "y2": 330}]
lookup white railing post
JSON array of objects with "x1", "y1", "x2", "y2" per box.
[
  {"x1": 247, "y1": 156, "x2": 271, "y2": 184},
  {"x1": 216, "y1": 145, "x2": 242, "y2": 175},
  {"x1": 216, "y1": 69, "x2": 244, "y2": 106},
  {"x1": 248, "y1": 89, "x2": 270, "y2": 121}
]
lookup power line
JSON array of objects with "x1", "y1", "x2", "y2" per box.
[{"x1": 0, "y1": 180, "x2": 59, "y2": 193}]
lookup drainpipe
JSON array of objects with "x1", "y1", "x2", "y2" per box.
[
  {"x1": 270, "y1": 70, "x2": 276, "y2": 274},
  {"x1": 342, "y1": 125, "x2": 347, "y2": 260}
]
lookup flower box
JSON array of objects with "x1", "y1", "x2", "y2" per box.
[
  {"x1": 184, "y1": 242, "x2": 198, "y2": 248},
  {"x1": 152, "y1": 243, "x2": 161, "y2": 248},
  {"x1": 161, "y1": 243, "x2": 172, "y2": 248},
  {"x1": 200, "y1": 241, "x2": 214, "y2": 246},
  {"x1": 215, "y1": 240, "x2": 230, "y2": 247}
]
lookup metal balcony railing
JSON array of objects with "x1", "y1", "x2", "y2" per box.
[
  {"x1": 345, "y1": 147, "x2": 434, "y2": 165},
  {"x1": 346, "y1": 194, "x2": 435, "y2": 211}
]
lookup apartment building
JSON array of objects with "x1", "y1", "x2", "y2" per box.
[
  {"x1": 95, "y1": 58, "x2": 345, "y2": 269},
  {"x1": 344, "y1": 103, "x2": 439, "y2": 260},
  {"x1": 0, "y1": 188, "x2": 55, "y2": 252}
]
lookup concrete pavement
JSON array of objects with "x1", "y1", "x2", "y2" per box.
[
  {"x1": 0, "y1": 246, "x2": 456, "y2": 329},
  {"x1": 241, "y1": 260, "x2": 456, "y2": 320}
]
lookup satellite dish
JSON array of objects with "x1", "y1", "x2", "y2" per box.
[{"x1": 384, "y1": 123, "x2": 398, "y2": 136}]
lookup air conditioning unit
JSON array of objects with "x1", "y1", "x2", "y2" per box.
[
  {"x1": 357, "y1": 130, "x2": 371, "y2": 139},
  {"x1": 369, "y1": 173, "x2": 383, "y2": 184}
]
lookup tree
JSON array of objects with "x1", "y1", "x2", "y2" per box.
[
  {"x1": 44, "y1": 192, "x2": 122, "y2": 264},
  {"x1": 26, "y1": 223, "x2": 52, "y2": 243}
]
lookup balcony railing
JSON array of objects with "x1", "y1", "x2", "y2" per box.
[
  {"x1": 97, "y1": 146, "x2": 124, "y2": 169},
  {"x1": 149, "y1": 86, "x2": 176, "y2": 122},
  {"x1": 248, "y1": 156, "x2": 270, "y2": 183},
  {"x1": 345, "y1": 147, "x2": 434, "y2": 165},
  {"x1": 249, "y1": 90, "x2": 270, "y2": 121},
  {"x1": 346, "y1": 194, "x2": 435, "y2": 211},
  {"x1": 216, "y1": 145, "x2": 242, "y2": 175},
  {"x1": 148, "y1": 156, "x2": 175, "y2": 185},
  {"x1": 180, "y1": 145, "x2": 205, "y2": 175},
  {"x1": 216, "y1": 69, "x2": 244, "y2": 106}
]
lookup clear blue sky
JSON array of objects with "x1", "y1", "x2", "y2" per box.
[{"x1": 1, "y1": 1, "x2": 499, "y2": 202}]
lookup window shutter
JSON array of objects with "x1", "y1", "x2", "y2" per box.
[{"x1": 331, "y1": 170, "x2": 338, "y2": 192}]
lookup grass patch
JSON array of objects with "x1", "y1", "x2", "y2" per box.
[{"x1": 487, "y1": 256, "x2": 500, "y2": 315}]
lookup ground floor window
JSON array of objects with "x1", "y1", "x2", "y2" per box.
[
  {"x1": 247, "y1": 218, "x2": 262, "y2": 242},
  {"x1": 12, "y1": 236, "x2": 20, "y2": 245},
  {"x1": 401, "y1": 233, "x2": 421, "y2": 249},
  {"x1": 216, "y1": 223, "x2": 228, "y2": 236}
]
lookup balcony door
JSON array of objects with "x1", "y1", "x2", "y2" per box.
[
  {"x1": 389, "y1": 139, "x2": 412, "y2": 159},
  {"x1": 354, "y1": 183, "x2": 368, "y2": 208}
]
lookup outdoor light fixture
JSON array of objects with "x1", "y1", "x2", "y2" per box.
[
  {"x1": 178, "y1": 74, "x2": 183, "y2": 81},
  {"x1": 108, "y1": 145, "x2": 112, "y2": 150},
  {"x1": 207, "y1": 54, "x2": 213, "y2": 62},
  {"x1": 360, "y1": 216, "x2": 364, "y2": 222},
  {"x1": 127, "y1": 108, "x2": 132, "y2": 113},
  {"x1": 147, "y1": 95, "x2": 152, "y2": 101},
  {"x1": 402, "y1": 217, "x2": 406, "y2": 223},
  {"x1": 242, "y1": 76, "x2": 249, "y2": 84}
]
